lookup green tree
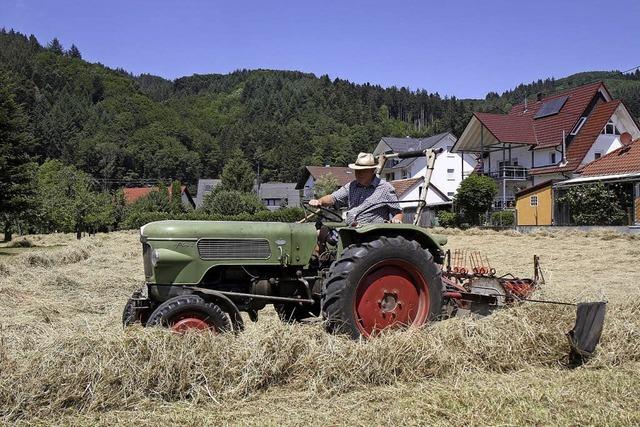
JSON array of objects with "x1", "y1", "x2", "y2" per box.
[
  {"x1": 67, "y1": 44, "x2": 81, "y2": 59},
  {"x1": 47, "y1": 37, "x2": 63, "y2": 55},
  {"x1": 220, "y1": 149, "x2": 254, "y2": 192},
  {"x1": 314, "y1": 173, "x2": 340, "y2": 197},
  {"x1": 0, "y1": 72, "x2": 36, "y2": 241},
  {"x1": 36, "y1": 160, "x2": 114, "y2": 238},
  {"x1": 454, "y1": 174, "x2": 498, "y2": 225},
  {"x1": 201, "y1": 190, "x2": 266, "y2": 216},
  {"x1": 170, "y1": 180, "x2": 185, "y2": 213},
  {"x1": 557, "y1": 183, "x2": 627, "y2": 225}
]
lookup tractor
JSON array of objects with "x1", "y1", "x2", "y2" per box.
[{"x1": 123, "y1": 149, "x2": 606, "y2": 358}]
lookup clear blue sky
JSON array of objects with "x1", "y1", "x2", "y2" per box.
[{"x1": 2, "y1": 0, "x2": 639, "y2": 98}]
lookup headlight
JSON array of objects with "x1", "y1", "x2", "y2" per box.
[{"x1": 151, "y1": 249, "x2": 160, "y2": 266}]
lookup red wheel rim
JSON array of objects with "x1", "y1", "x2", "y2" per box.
[
  {"x1": 354, "y1": 259, "x2": 431, "y2": 337},
  {"x1": 170, "y1": 312, "x2": 216, "y2": 333}
]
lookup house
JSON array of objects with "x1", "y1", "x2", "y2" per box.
[
  {"x1": 390, "y1": 177, "x2": 452, "y2": 225},
  {"x1": 554, "y1": 135, "x2": 640, "y2": 225},
  {"x1": 296, "y1": 166, "x2": 355, "y2": 200},
  {"x1": 373, "y1": 132, "x2": 476, "y2": 202},
  {"x1": 257, "y1": 182, "x2": 301, "y2": 211},
  {"x1": 514, "y1": 180, "x2": 557, "y2": 226},
  {"x1": 195, "y1": 179, "x2": 221, "y2": 208},
  {"x1": 196, "y1": 178, "x2": 300, "y2": 210},
  {"x1": 452, "y1": 82, "x2": 640, "y2": 210},
  {"x1": 123, "y1": 185, "x2": 196, "y2": 209}
]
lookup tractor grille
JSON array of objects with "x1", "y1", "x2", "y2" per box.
[
  {"x1": 197, "y1": 238, "x2": 271, "y2": 260},
  {"x1": 142, "y1": 243, "x2": 153, "y2": 278}
]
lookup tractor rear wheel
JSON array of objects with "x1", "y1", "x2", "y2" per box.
[
  {"x1": 322, "y1": 235, "x2": 442, "y2": 339},
  {"x1": 146, "y1": 294, "x2": 231, "y2": 333}
]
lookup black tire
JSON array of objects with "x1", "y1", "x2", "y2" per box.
[
  {"x1": 321, "y1": 235, "x2": 442, "y2": 339},
  {"x1": 146, "y1": 294, "x2": 231, "y2": 333},
  {"x1": 274, "y1": 302, "x2": 319, "y2": 323},
  {"x1": 122, "y1": 288, "x2": 145, "y2": 327}
]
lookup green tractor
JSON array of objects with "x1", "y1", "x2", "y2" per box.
[
  {"x1": 124, "y1": 149, "x2": 447, "y2": 339},
  {"x1": 123, "y1": 148, "x2": 605, "y2": 359}
]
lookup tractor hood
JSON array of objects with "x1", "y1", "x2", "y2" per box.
[{"x1": 139, "y1": 221, "x2": 318, "y2": 285}]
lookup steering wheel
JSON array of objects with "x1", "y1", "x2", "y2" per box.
[{"x1": 301, "y1": 202, "x2": 343, "y2": 223}]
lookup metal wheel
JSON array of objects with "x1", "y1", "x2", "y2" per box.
[{"x1": 354, "y1": 259, "x2": 431, "y2": 336}]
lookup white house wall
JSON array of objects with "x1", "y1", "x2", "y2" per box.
[
  {"x1": 581, "y1": 134, "x2": 622, "y2": 166},
  {"x1": 411, "y1": 136, "x2": 476, "y2": 199},
  {"x1": 398, "y1": 183, "x2": 448, "y2": 208}
]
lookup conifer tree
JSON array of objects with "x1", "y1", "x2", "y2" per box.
[
  {"x1": 67, "y1": 44, "x2": 81, "y2": 59},
  {"x1": 47, "y1": 37, "x2": 63, "y2": 55}
]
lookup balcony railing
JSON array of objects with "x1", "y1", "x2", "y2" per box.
[
  {"x1": 488, "y1": 166, "x2": 529, "y2": 180},
  {"x1": 492, "y1": 197, "x2": 516, "y2": 210}
]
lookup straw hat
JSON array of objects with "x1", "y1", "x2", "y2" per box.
[{"x1": 348, "y1": 152, "x2": 377, "y2": 170}]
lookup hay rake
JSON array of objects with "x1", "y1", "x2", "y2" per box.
[{"x1": 441, "y1": 249, "x2": 605, "y2": 364}]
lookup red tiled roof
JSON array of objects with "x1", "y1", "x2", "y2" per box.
[
  {"x1": 390, "y1": 177, "x2": 422, "y2": 197},
  {"x1": 564, "y1": 100, "x2": 620, "y2": 169},
  {"x1": 529, "y1": 100, "x2": 620, "y2": 176},
  {"x1": 305, "y1": 166, "x2": 355, "y2": 186},
  {"x1": 123, "y1": 186, "x2": 187, "y2": 204},
  {"x1": 509, "y1": 82, "x2": 605, "y2": 149},
  {"x1": 577, "y1": 138, "x2": 640, "y2": 177},
  {"x1": 474, "y1": 113, "x2": 537, "y2": 145}
]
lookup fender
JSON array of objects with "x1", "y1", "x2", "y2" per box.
[
  {"x1": 337, "y1": 224, "x2": 446, "y2": 264},
  {"x1": 188, "y1": 287, "x2": 245, "y2": 332}
]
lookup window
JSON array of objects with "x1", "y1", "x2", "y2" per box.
[
  {"x1": 447, "y1": 168, "x2": 455, "y2": 180},
  {"x1": 385, "y1": 173, "x2": 395, "y2": 181},
  {"x1": 602, "y1": 120, "x2": 620, "y2": 135},
  {"x1": 594, "y1": 152, "x2": 602, "y2": 160},
  {"x1": 446, "y1": 146, "x2": 454, "y2": 157},
  {"x1": 570, "y1": 117, "x2": 587, "y2": 135},
  {"x1": 447, "y1": 192, "x2": 455, "y2": 197},
  {"x1": 401, "y1": 169, "x2": 409, "y2": 179},
  {"x1": 530, "y1": 195, "x2": 538, "y2": 207},
  {"x1": 550, "y1": 152, "x2": 556, "y2": 164}
]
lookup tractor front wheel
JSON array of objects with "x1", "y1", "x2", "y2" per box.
[
  {"x1": 322, "y1": 236, "x2": 442, "y2": 339},
  {"x1": 146, "y1": 294, "x2": 231, "y2": 333}
]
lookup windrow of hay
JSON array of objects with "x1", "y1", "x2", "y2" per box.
[
  {"x1": 3, "y1": 238, "x2": 34, "y2": 248},
  {"x1": 1, "y1": 301, "x2": 639, "y2": 421},
  {"x1": 0, "y1": 240, "x2": 97, "y2": 273}
]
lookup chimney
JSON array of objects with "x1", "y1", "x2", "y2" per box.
[{"x1": 536, "y1": 92, "x2": 543, "y2": 102}]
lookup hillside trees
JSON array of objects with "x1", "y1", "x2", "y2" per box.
[{"x1": 0, "y1": 71, "x2": 36, "y2": 241}]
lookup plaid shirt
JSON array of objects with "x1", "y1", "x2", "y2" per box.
[{"x1": 331, "y1": 177, "x2": 402, "y2": 224}]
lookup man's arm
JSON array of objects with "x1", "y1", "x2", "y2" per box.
[
  {"x1": 310, "y1": 183, "x2": 349, "y2": 208},
  {"x1": 308, "y1": 194, "x2": 335, "y2": 208}
]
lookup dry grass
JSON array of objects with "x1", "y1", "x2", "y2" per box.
[{"x1": 1, "y1": 230, "x2": 639, "y2": 426}]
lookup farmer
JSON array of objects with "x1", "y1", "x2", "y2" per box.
[{"x1": 309, "y1": 152, "x2": 403, "y2": 225}]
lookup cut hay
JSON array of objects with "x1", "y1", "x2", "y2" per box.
[
  {"x1": 4, "y1": 238, "x2": 34, "y2": 248},
  {"x1": 0, "y1": 230, "x2": 639, "y2": 425}
]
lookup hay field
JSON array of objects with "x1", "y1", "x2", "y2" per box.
[{"x1": 1, "y1": 229, "x2": 639, "y2": 426}]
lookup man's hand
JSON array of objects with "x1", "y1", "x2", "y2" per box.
[
  {"x1": 391, "y1": 213, "x2": 404, "y2": 224},
  {"x1": 308, "y1": 195, "x2": 334, "y2": 208}
]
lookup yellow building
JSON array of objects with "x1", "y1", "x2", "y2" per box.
[{"x1": 515, "y1": 181, "x2": 555, "y2": 226}]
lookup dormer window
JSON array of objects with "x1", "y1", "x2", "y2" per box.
[
  {"x1": 570, "y1": 117, "x2": 587, "y2": 135},
  {"x1": 602, "y1": 120, "x2": 620, "y2": 135}
]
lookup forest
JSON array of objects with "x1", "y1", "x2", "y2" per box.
[{"x1": 2, "y1": 27, "x2": 640, "y2": 237}]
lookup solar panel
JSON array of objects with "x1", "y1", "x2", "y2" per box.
[{"x1": 534, "y1": 95, "x2": 568, "y2": 119}]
